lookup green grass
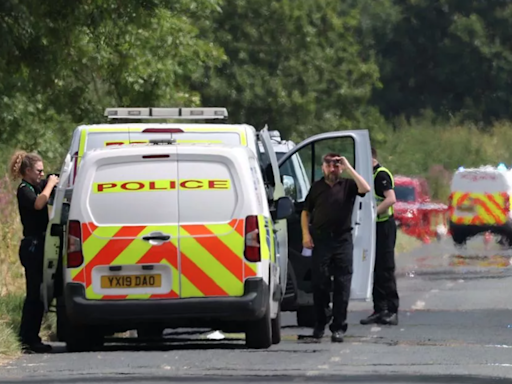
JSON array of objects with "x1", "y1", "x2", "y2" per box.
[
  {"x1": 0, "y1": 294, "x2": 23, "y2": 358},
  {"x1": 0, "y1": 293, "x2": 56, "y2": 359}
]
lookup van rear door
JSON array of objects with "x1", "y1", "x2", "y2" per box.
[
  {"x1": 278, "y1": 130, "x2": 376, "y2": 300},
  {"x1": 176, "y1": 146, "x2": 248, "y2": 298},
  {"x1": 76, "y1": 147, "x2": 179, "y2": 300}
]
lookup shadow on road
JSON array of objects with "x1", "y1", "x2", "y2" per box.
[{"x1": 2, "y1": 374, "x2": 511, "y2": 384}]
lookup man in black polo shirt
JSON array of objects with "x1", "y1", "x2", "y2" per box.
[{"x1": 301, "y1": 152, "x2": 371, "y2": 342}]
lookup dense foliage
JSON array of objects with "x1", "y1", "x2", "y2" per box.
[{"x1": 2, "y1": 0, "x2": 512, "y2": 198}]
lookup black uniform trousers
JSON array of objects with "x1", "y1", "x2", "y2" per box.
[
  {"x1": 373, "y1": 218, "x2": 399, "y2": 314},
  {"x1": 311, "y1": 229, "x2": 353, "y2": 333},
  {"x1": 18, "y1": 235, "x2": 46, "y2": 345}
]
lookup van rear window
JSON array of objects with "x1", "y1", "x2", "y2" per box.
[
  {"x1": 87, "y1": 159, "x2": 238, "y2": 225},
  {"x1": 177, "y1": 160, "x2": 238, "y2": 224},
  {"x1": 87, "y1": 160, "x2": 179, "y2": 225}
]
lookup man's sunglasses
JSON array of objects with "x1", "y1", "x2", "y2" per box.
[
  {"x1": 324, "y1": 160, "x2": 341, "y2": 166},
  {"x1": 36, "y1": 169, "x2": 44, "y2": 174}
]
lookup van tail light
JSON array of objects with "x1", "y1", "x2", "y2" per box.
[
  {"x1": 504, "y1": 193, "x2": 510, "y2": 212},
  {"x1": 67, "y1": 220, "x2": 84, "y2": 268},
  {"x1": 244, "y1": 215, "x2": 260, "y2": 262}
]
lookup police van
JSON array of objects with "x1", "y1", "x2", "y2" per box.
[
  {"x1": 56, "y1": 139, "x2": 295, "y2": 351},
  {"x1": 43, "y1": 107, "x2": 377, "y2": 343},
  {"x1": 449, "y1": 165, "x2": 512, "y2": 246}
]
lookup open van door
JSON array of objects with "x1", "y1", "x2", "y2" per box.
[
  {"x1": 259, "y1": 126, "x2": 288, "y2": 298},
  {"x1": 42, "y1": 153, "x2": 73, "y2": 311},
  {"x1": 278, "y1": 130, "x2": 376, "y2": 301}
]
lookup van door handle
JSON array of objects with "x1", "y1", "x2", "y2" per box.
[{"x1": 142, "y1": 234, "x2": 171, "y2": 242}]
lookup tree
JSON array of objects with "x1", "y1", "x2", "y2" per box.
[{"x1": 194, "y1": 0, "x2": 381, "y2": 141}]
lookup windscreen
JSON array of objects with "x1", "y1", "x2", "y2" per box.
[{"x1": 395, "y1": 185, "x2": 416, "y2": 202}]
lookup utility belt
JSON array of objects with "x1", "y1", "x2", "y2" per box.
[
  {"x1": 23, "y1": 232, "x2": 46, "y2": 241},
  {"x1": 21, "y1": 233, "x2": 46, "y2": 252}
]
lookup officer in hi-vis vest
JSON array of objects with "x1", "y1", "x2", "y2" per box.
[{"x1": 360, "y1": 147, "x2": 399, "y2": 326}]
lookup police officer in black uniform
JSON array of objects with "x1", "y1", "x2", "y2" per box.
[
  {"x1": 301, "y1": 153, "x2": 370, "y2": 342},
  {"x1": 9, "y1": 151, "x2": 59, "y2": 353},
  {"x1": 360, "y1": 147, "x2": 399, "y2": 326}
]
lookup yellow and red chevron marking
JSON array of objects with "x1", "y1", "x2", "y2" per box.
[
  {"x1": 449, "y1": 191, "x2": 509, "y2": 225},
  {"x1": 70, "y1": 218, "x2": 258, "y2": 300}
]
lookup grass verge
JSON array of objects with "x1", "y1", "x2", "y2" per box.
[{"x1": 0, "y1": 293, "x2": 56, "y2": 360}]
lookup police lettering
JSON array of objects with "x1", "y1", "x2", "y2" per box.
[{"x1": 94, "y1": 179, "x2": 230, "y2": 193}]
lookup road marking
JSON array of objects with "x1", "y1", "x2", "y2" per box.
[
  {"x1": 318, "y1": 364, "x2": 329, "y2": 369},
  {"x1": 330, "y1": 356, "x2": 341, "y2": 362},
  {"x1": 370, "y1": 326, "x2": 382, "y2": 332}
]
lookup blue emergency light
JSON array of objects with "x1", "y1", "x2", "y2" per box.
[{"x1": 497, "y1": 163, "x2": 507, "y2": 171}]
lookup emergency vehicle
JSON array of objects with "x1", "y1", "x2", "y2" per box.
[
  {"x1": 43, "y1": 107, "x2": 377, "y2": 345},
  {"x1": 56, "y1": 140, "x2": 296, "y2": 351},
  {"x1": 448, "y1": 166, "x2": 512, "y2": 246}
]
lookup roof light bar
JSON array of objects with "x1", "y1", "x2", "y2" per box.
[{"x1": 104, "y1": 107, "x2": 228, "y2": 120}]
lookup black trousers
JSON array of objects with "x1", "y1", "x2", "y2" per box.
[
  {"x1": 311, "y1": 229, "x2": 353, "y2": 333},
  {"x1": 373, "y1": 218, "x2": 399, "y2": 313},
  {"x1": 18, "y1": 236, "x2": 45, "y2": 345}
]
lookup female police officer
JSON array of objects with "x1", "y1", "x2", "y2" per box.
[{"x1": 9, "y1": 150, "x2": 59, "y2": 353}]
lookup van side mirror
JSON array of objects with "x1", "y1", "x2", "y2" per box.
[
  {"x1": 283, "y1": 175, "x2": 297, "y2": 201},
  {"x1": 275, "y1": 196, "x2": 294, "y2": 221}
]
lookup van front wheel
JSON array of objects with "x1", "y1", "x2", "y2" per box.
[
  {"x1": 271, "y1": 303, "x2": 281, "y2": 345},
  {"x1": 246, "y1": 305, "x2": 272, "y2": 349}
]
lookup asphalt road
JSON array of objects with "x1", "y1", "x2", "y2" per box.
[{"x1": 2, "y1": 236, "x2": 512, "y2": 383}]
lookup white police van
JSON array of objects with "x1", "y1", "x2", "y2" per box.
[{"x1": 43, "y1": 107, "x2": 376, "y2": 337}]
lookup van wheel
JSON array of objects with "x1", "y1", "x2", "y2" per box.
[
  {"x1": 65, "y1": 326, "x2": 104, "y2": 353},
  {"x1": 271, "y1": 304, "x2": 281, "y2": 345},
  {"x1": 60, "y1": 311, "x2": 104, "y2": 353},
  {"x1": 296, "y1": 306, "x2": 316, "y2": 328},
  {"x1": 56, "y1": 297, "x2": 68, "y2": 342},
  {"x1": 245, "y1": 305, "x2": 272, "y2": 349}
]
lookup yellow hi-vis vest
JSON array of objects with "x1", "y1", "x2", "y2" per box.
[{"x1": 374, "y1": 166, "x2": 394, "y2": 222}]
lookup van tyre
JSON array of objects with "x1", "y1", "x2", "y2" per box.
[
  {"x1": 56, "y1": 296, "x2": 68, "y2": 342},
  {"x1": 296, "y1": 306, "x2": 316, "y2": 328},
  {"x1": 271, "y1": 303, "x2": 281, "y2": 345},
  {"x1": 245, "y1": 304, "x2": 272, "y2": 349},
  {"x1": 58, "y1": 307, "x2": 104, "y2": 352},
  {"x1": 65, "y1": 326, "x2": 104, "y2": 353}
]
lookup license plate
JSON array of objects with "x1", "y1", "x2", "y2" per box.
[
  {"x1": 458, "y1": 205, "x2": 474, "y2": 213},
  {"x1": 100, "y1": 274, "x2": 162, "y2": 289}
]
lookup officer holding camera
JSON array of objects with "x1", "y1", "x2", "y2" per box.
[
  {"x1": 301, "y1": 153, "x2": 370, "y2": 342},
  {"x1": 9, "y1": 150, "x2": 59, "y2": 354}
]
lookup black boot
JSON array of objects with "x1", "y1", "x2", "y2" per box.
[
  {"x1": 380, "y1": 311, "x2": 398, "y2": 325},
  {"x1": 360, "y1": 312, "x2": 384, "y2": 325},
  {"x1": 331, "y1": 331, "x2": 344, "y2": 343},
  {"x1": 312, "y1": 325, "x2": 325, "y2": 340},
  {"x1": 21, "y1": 342, "x2": 52, "y2": 354}
]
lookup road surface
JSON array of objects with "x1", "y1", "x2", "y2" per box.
[{"x1": 2, "y1": 236, "x2": 512, "y2": 383}]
